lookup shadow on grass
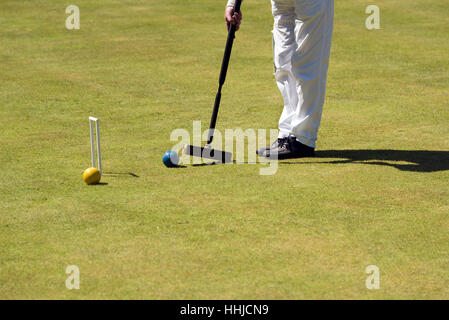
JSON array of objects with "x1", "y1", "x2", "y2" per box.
[
  {"x1": 89, "y1": 182, "x2": 109, "y2": 186},
  {"x1": 281, "y1": 150, "x2": 449, "y2": 172},
  {"x1": 103, "y1": 172, "x2": 140, "y2": 177}
]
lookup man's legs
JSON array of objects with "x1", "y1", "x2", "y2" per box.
[
  {"x1": 290, "y1": 0, "x2": 334, "y2": 148},
  {"x1": 271, "y1": 0, "x2": 298, "y2": 139},
  {"x1": 262, "y1": 0, "x2": 334, "y2": 158}
]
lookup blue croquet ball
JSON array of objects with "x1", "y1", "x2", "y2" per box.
[{"x1": 162, "y1": 150, "x2": 179, "y2": 168}]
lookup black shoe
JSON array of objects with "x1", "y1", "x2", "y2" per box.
[
  {"x1": 288, "y1": 136, "x2": 315, "y2": 157},
  {"x1": 264, "y1": 135, "x2": 315, "y2": 159},
  {"x1": 256, "y1": 137, "x2": 288, "y2": 156}
]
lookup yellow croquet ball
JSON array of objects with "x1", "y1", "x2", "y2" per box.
[{"x1": 83, "y1": 167, "x2": 101, "y2": 185}]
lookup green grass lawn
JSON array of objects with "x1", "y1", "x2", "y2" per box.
[{"x1": 1, "y1": 0, "x2": 448, "y2": 299}]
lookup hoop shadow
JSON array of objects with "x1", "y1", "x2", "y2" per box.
[
  {"x1": 103, "y1": 172, "x2": 140, "y2": 177},
  {"x1": 281, "y1": 150, "x2": 449, "y2": 172}
]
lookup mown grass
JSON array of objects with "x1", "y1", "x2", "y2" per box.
[{"x1": 0, "y1": 0, "x2": 448, "y2": 299}]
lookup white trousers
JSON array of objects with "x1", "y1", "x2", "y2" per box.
[{"x1": 272, "y1": 0, "x2": 334, "y2": 148}]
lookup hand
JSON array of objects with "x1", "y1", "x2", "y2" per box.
[{"x1": 225, "y1": 6, "x2": 242, "y2": 31}]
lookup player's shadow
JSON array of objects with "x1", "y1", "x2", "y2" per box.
[{"x1": 282, "y1": 150, "x2": 449, "y2": 172}]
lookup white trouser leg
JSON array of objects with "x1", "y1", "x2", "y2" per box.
[
  {"x1": 272, "y1": 0, "x2": 334, "y2": 148},
  {"x1": 272, "y1": 0, "x2": 297, "y2": 138}
]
